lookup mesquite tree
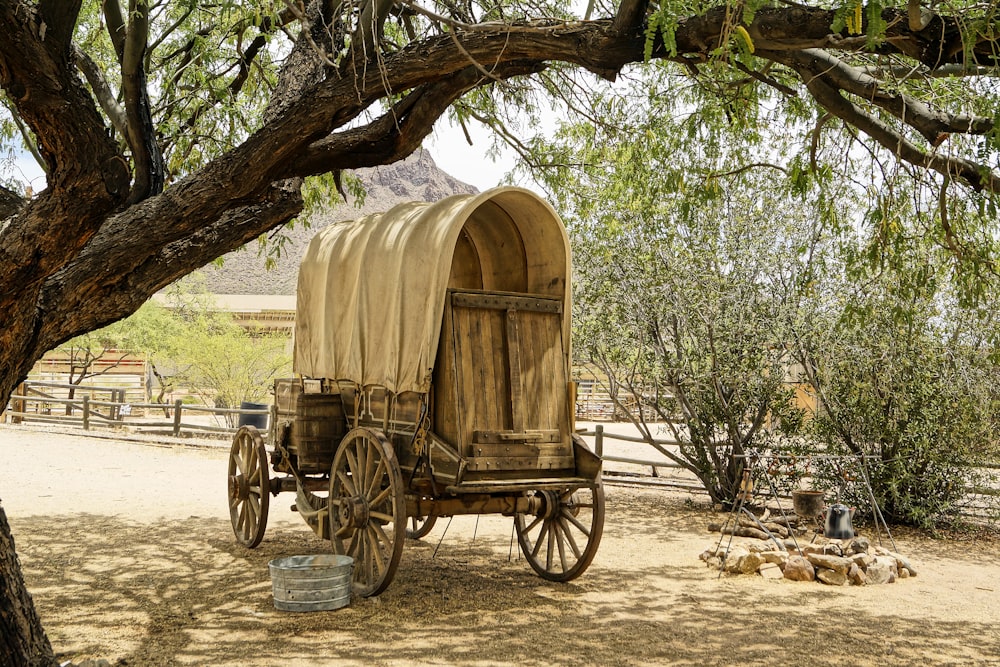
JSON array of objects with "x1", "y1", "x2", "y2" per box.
[{"x1": 4, "y1": 0, "x2": 1000, "y2": 662}]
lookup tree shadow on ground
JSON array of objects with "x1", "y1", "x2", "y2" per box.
[{"x1": 10, "y1": 492, "x2": 1000, "y2": 667}]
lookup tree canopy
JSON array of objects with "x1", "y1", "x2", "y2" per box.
[
  {"x1": 4, "y1": 0, "x2": 1000, "y2": 412},
  {"x1": 4, "y1": 0, "x2": 1000, "y2": 661}
]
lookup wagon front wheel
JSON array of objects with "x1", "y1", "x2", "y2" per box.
[
  {"x1": 514, "y1": 483, "x2": 605, "y2": 582},
  {"x1": 228, "y1": 426, "x2": 270, "y2": 548},
  {"x1": 329, "y1": 428, "x2": 406, "y2": 597},
  {"x1": 406, "y1": 514, "x2": 437, "y2": 540}
]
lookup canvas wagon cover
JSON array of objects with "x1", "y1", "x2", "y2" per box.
[{"x1": 293, "y1": 187, "x2": 571, "y2": 394}]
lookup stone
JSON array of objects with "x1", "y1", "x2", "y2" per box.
[
  {"x1": 887, "y1": 551, "x2": 917, "y2": 577},
  {"x1": 705, "y1": 556, "x2": 723, "y2": 570},
  {"x1": 784, "y1": 556, "x2": 816, "y2": 582},
  {"x1": 805, "y1": 552, "x2": 852, "y2": 574},
  {"x1": 848, "y1": 563, "x2": 866, "y2": 586},
  {"x1": 847, "y1": 537, "x2": 871, "y2": 555},
  {"x1": 729, "y1": 552, "x2": 767, "y2": 575},
  {"x1": 898, "y1": 566, "x2": 910, "y2": 579},
  {"x1": 759, "y1": 562, "x2": 785, "y2": 579},
  {"x1": 850, "y1": 553, "x2": 872, "y2": 570},
  {"x1": 760, "y1": 551, "x2": 788, "y2": 566},
  {"x1": 865, "y1": 560, "x2": 893, "y2": 585},
  {"x1": 823, "y1": 543, "x2": 844, "y2": 557},
  {"x1": 874, "y1": 555, "x2": 899, "y2": 576},
  {"x1": 728, "y1": 546, "x2": 751, "y2": 559},
  {"x1": 817, "y1": 567, "x2": 848, "y2": 586}
]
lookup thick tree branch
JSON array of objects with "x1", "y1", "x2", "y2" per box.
[
  {"x1": 771, "y1": 49, "x2": 993, "y2": 143},
  {"x1": 102, "y1": 0, "x2": 127, "y2": 61},
  {"x1": 290, "y1": 62, "x2": 541, "y2": 175},
  {"x1": 612, "y1": 0, "x2": 648, "y2": 36},
  {"x1": 36, "y1": 187, "x2": 304, "y2": 351},
  {"x1": 354, "y1": 0, "x2": 396, "y2": 61},
  {"x1": 0, "y1": 1, "x2": 129, "y2": 302},
  {"x1": 121, "y1": 0, "x2": 165, "y2": 202},
  {"x1": 73, "y1": 46, "x2": 128, "y2": 138},
  {"x1": 799, "y1": 72, "x2": 1000, "y2": 192}
]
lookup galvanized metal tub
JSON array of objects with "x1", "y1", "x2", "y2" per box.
[{"x1": 269, "y1": 554, "x2": 353, "y2": 612}]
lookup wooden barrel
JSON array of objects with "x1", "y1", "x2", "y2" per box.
[{"x1": 292, "y1": 392, "x2": 345, "y2": 472}]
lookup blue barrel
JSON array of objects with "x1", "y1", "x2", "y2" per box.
[{"x1": 238, "y1": 401, "x2": 269, "y2": 429}]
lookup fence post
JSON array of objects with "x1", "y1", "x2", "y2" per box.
[
  {"x1": 82, "y1": 395, "x2": 90, "y2": 431},
  {"x1": 11, "y1": 382, "x2": 24, "y2": 424},
  {"x1": 595, "y1": 424, "x2": 604, "y2": 458},
  {"x1": 173, "y1": 399, "x2": 183, "y2": 437}
]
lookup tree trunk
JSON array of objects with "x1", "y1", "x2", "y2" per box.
[{"x1": 0, "y1": 504, "x2": 57, "y2": 667}]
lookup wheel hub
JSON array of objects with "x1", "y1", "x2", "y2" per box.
[
  {"x1": 229, "y1": 474, "x2": 249, "y2": 501},
  {"x1": 339, "y1": 496, "x2": 369, "y2": 528},
  {"x1": 538, "y1": 490, "x2": 561, "y2": 520}
]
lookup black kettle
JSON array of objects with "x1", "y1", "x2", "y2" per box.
[{"x1": 824, "y1": 503, "x2": 855, "y2": 539}]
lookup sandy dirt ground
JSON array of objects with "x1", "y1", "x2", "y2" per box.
[{"x1": 1, "y1": 423, "x2": 999, "y2": 667}]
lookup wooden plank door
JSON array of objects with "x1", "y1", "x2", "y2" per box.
[{"x1": 444, "y1": 290, "x2": 573, "y2": 473}]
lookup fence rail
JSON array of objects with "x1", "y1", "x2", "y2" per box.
[{"x1": 4, "y1": 382, "x2": 267, "y2": 438}]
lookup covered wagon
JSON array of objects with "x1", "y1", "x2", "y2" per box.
[{"x1": 227, "y1": 186, "x2": 604, "y2": 596}]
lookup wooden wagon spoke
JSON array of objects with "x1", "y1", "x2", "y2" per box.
[
  {"x1": 368, "y1": 511, "x2": 395, "y2": 525},
  {"x1": 560, "y1": 509, "x2": 591, "y2": 537},
  {"x1": 346, "y1": 532, "x2": 362, "y2": 560},
  {"x1": 345, "y1": 448, "x2": 360, "y2": 483},
  {"x1": 361, "y1": 532, "x2": 376, "y2": 584},
  {"x1": 367, "y1": 525, "x2": 387, "y2": 575},
  {"x1": 553, "y1": 521, "x2": 569, "y2": 572},
  {"x1": 369, "y1": 518, "x2": 394, "y2": 548},
  {"x1": 368, "y1": 485, "x2": 392, "y2": 509},
  {"x1": 336, "y1": 469, "x2": 357, "y2": 497},
  {"x1": 559, "y1": 516, "x2": 584, "y2": 559},
  {"x1": 545, "y1": 522, "x2": 556, "y2": 570},
  {"x1": 362, "y1": 437, "x2": 376, "y2": 494},
  {"x1": 366, "y1": 457, "x2": 386, "y2": 501},
  {"x1": 530, "y1": 522, "x2": 549, "y2": 558},
  {"x1": 521, "y1": 514, "x2": 543, "y2": 535}
]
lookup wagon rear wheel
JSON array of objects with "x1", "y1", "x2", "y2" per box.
[
  {"x1": 228, "y1": 426, "x2": 270, "y2": 548},
  {"x1": 329, "y1": 428, "x2": 406, "y2": 597},
  {"x1": 514, "y1": 482, "x2": 605, "y2": 582}
]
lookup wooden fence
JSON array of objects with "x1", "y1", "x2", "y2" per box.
[
  {"x1": 583, "y1": 424, "x2": 1000, "y2": 522},
  {"x1": 4, "y1": 382, "x2": 997, "y2": 522},
  {"x1": 3, "y1": 381, "x2": 268, "y2": 438}
]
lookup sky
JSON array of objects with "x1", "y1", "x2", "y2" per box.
[{"x1": 426, "y1": 120, "x2": 520, "y2": 192}]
